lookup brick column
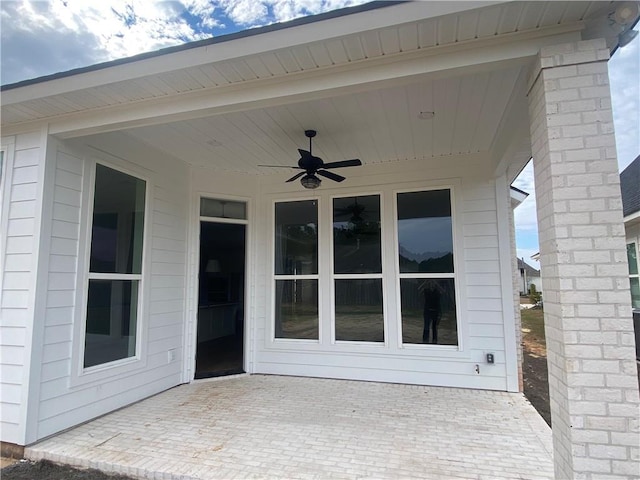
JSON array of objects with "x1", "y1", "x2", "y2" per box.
[{"x1": 527, "y1": 39, "x2": 640, "y2": 479}]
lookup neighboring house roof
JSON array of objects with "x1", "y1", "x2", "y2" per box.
[
  {"x1": 518, "y1": 258, "x2": 540, "y2": 277},
  {"x1": 510, "y1": 186, "x2": 529, "y2": 208},
  {"x1": 620, "y1": 155, "x2": 640, "y2": 218}
]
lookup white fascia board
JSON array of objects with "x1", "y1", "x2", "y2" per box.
[
  {"x1": 4, "y1": 26, "x2": 582, "y2": 139},
  {"x1": 2, "y1": 1, "x2": 502, "y2": 105},
  {"x1": 510, "y1": 188, "x2": 528, "y2": 208},
  {"x1": 625, "y1": 211, "x2": 640, "y2": 227}
]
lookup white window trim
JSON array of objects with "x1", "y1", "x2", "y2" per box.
[
  {"x1": 271, "y1": 196, "x2": 322, "y2": 345},
  {"x1": 628, "y1": 240, "x2": 640, "y2": 311},
  {"x1": 393, "y1": 184, "x2": 466, "y2": 353},
  {"x1": 184, "y1": 192, "x2": 253, "y2": 383},
  {"x1": 265, "y1": 179, "x2": 469, "y2": 359},
  {"x1": 330, "y1": 191, "x2": 387, "y2": 347},
  {"x1": 70, "y1": 158, "x2": 152, "y2": 386},
  {"x1": 0, "y1": 140, "x2": 15, "y2": 299}
]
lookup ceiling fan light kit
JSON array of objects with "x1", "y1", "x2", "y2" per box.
[
  {"x1": 300, "y1": 174, "x2": 321, "y2": 189},
  {"x1": 258, "y1": 130, "x2": 363, "y2": 189}
]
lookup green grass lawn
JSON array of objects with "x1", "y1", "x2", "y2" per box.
[{"x1": 521, "y1": 307, "x2": 545, "y2": 351}]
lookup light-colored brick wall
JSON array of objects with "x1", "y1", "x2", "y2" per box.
[{"x1": 527, "y1": 39, "x2": 640, "y2": 479}]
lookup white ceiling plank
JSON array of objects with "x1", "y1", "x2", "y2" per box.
[
  {"x1": 473, "y1": 69, "x2": 520, "y2": 151},
  {"x1": 380, "y1": 85, "x2": 414, "y2": 162},
  {"x1": 418, "y1": 19, "x2": 438, "y2": 48},
  {"x1": 184, "y1": 66, "x2": 218, "y2": 88},
  {"x1": 518, "y1": 3, "x2": 547, "y2": 31},
  {"x1": 307, "y1": 43, "x2": 333, "y2": 68},
  {"x1": 326, "y1": 94, "x2": 376, "y2": 164},
  {"x1": 199, "y1": 64, "x2": 233, "y2": 86},
  {"x1": 133, "y1": 78, "x2": 171, "y2": 98},
  {"x1": 450, "y1": 73, "x2": 490, "y2": 154},
  {"x1": 342, "y1": 36, "x2": 366, "y2": 61},
  {"x1": 437, "y1": 15, "x2": 458, "y2": 45},
  {"x1": 291, "y1": 46, "x2": 318, "y2": 71},
  {"x1": 214, "y1": 62, "x2": 244, "y2": 83},
  {"x1": 137, "y1": 75, "x2": 176, "y2": 95},
  {"x1": 497, "y1": 3, "x2": 525, "y2": 34},
  {"x1": 260, "y1": 53, "x2": 288, "y2": 76},
  {"x1": 157, "y1": 70, "x2": 205, "y2": 92},
  {"x1": 432, "y1": 77, "x2": 461, "y2": 157},
  {"x1": 538, "y1": 2, "x2": 568, "y2": 26},
  {"x1": 275, "y1": 50, "x2": 303, "y2": 74},
  {"x1": 361, "y1": 31, "x2": 383, "y2": 58},
  {"x1": 476, "y1": 5, "x2": 502, "y2": 37},
  {"x1": 379, "y1": 27, "x2": 401, "y2": 55},
  {"x1": 562, "y1": 1, "x2": 592, "y2": 22},
  {"x1": 406, "y1": 81, "x2": 435, "y2": 160},
  {"x1": 353, "y1": 90, "x2": 395, "y2": 163},
  {"x1": 324, "y1": 39, "x2": 349, "y2": 64},
  {"x1": 397, "y1": 24, "x2": 419, "y2": 53},
  {"x1": 457, "y1": 10, "x2": 480, "y2": 42},
  {"x1": 228, "y1": 59, "x2": 259, "y2": 81},
  {"x1": 43, "y1": 95, "x2": 83, "y2": 114},
  {"x1": 243, "y1": 56, "x2": 273, "y2": 79}
]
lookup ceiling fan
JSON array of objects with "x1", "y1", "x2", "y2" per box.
[{"x1": 259, "y1": 130, "x2": 362, "y2": 189}]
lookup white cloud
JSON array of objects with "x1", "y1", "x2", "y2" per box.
[
  {"x1": 0, "y1": 0, "x2": 368, "y2": 85},
  {"x1": 512, "y1": 161, "x2": 538, "y2": 234},
  {"x1": 1, "y1": 0, "x2": 214, "y2": 85}
]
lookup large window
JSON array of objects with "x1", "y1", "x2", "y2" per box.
[
  {"x1": 397, "y1": 190, "x2": 457, "y2": 346},
  {"x1": 84, "y1": 164, "x2": 146, "y2": 368},
  {"x1": 274, "y1": 200, "x2": 318, "y2": 340},
  {"x1": 333, "y1": 195, "x2": 384, "y2": 342},
  {"x1": 628, "y1": 242, "x2": 639, "y2": 310}
]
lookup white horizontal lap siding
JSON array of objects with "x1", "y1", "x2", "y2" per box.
[
  {"x1": 148, "y1": 183, "x2": 187, "y2": 369},
  {"x1": 34, "y1": 133, "x2": 189, "y2": 441},
  {"x1": 254, "y1": 159, "x2": 508, "y2": 390},
  {"x1": 461, "y1": 179, "x2": 506, "y2": 385},
  {"x1": 37, "y1": 149, "x2": 83, "y2": 414},
  {"x1": 1, "y1": 132, "x2": 43, "y2": 444}
]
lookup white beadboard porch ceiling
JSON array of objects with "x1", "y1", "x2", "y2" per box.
[
  {"x1": 1, "y1": 1, "x2": 607, "y2": 127},
  {"x1": 125, "y1": 65, "x2": 524, "y2": 173}
]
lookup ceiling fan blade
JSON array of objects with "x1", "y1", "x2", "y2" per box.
[
  {"x1": 286, "y1": 171, "x2": 306, "y2": 183},
  {"x1": 322, "y1": 159, "x2": 362, "y2": 169},
  {"x1": 258, "y1": 164, "x2": 302, "y2": 169},
  {"x1": 317, "y1": 170, "x2": 345, "y2": 182}
]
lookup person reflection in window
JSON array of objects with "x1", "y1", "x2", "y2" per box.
[{"x1": 419, "y1": 279, "x2": 445, "y2": 344}]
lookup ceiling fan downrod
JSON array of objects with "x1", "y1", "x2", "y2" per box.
[{"x1": 305, "y1": 129, "x2": 316, "y2": 156}]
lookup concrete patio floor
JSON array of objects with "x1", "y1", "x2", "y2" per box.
[{"x1": 26, "y1": 375, "x2": 554, "y2": 479}]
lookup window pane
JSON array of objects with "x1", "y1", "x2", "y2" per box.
[
  {"x1": 275, "y1": 201, "x2": 318, "y2": 275},
  {"x1": 335, "y1": 279, "x2": 384, "y2": 342},
  {"x1": 201, "y1": 198, "x2": 246, "y2": 219},
  {"x1": 631, "y1": 278, "x2": 640, "y2": 310},
  {"x1": 90, "y1": 165, "x2": 146, "y2": 274},
  {"x1": 84, "y1": 280, "x2": 138, "y2": 367},
  {"x1": 627, "y1": 243, "x2": 638, "y2": 275},
  {"x1": 400, "y1": 278, "x2": 457, "y2": 345},
  {"x1": 333, "y1": 195, "x2": 381, "y2": 274},
  {"x1": 275, "y1": 279, "x2": 318, "y2": 339},
  {"x1": 397, "y1": 190, "x2": 453, "y2": 273}
]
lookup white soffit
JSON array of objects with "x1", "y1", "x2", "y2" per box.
[
  {"x1": 123, "y1": 64, "x2": 525, "y2": 172},
  {"x1": 1, "y1": 1, "x2": 604, "y2": 129}
]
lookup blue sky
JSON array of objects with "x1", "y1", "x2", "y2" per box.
[
  {"x1": 513, "y1": 25, "x2": 640, "y2": 266},
  {"x1": 1, "y1": 1, "x2": 638, "y2": 268}
]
